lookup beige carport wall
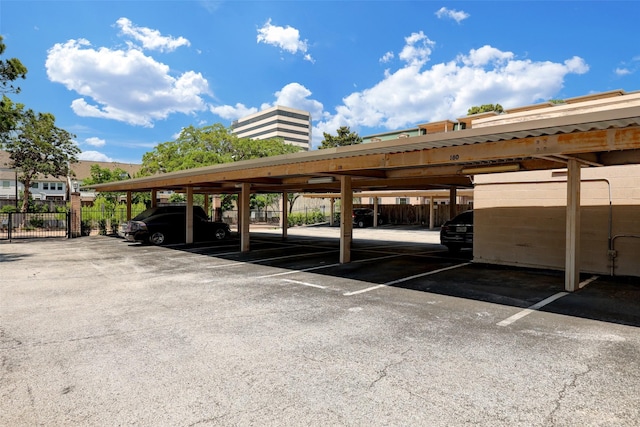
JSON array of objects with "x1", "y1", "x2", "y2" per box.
[{"x1": 87, "y1": 94, "x2": 640, "y2": 292}]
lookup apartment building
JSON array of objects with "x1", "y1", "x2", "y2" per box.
[
  {"x1": 231, "y1": 105, "x2": 311, "y2": 151},
  {"x1": 0, "y1": 150, "x2": 141, "y2": 205}
]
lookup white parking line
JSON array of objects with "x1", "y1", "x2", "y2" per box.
[
  {"x1": 257, "y1": 263, "x2": 342, "y2": 278},
  {"x1": 343, "y1": 262, "x2": 472, "y2": 296},
  {"x1": 204, "y1": 250, "x2": 337, "y2": 269},
  {"x1": 497, "y1": 292, "x2": 569, "y2": 327},
  {"x1": 282, "y1": 279, "x2": 327, "y2": 289},
  {"x1": 497, "y1": 275, "x2": 599, "y2": 326},
  {"x1": 259, "y1": 251, "x2": 425, "y2": 279},
  {"x1": 580, "y1": 275, "x2": 599, "y2": 288}
]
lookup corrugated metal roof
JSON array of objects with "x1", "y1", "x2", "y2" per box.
[{"x1": 86, "y1": 102, "x2": 640, "y2": 191}]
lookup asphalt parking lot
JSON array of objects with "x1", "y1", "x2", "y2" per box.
[{"x1": 1, "y1": 226, "x2": 639, "y2": 426}]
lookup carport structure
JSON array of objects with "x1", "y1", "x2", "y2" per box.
[{"x1": 88, "y1": 93, "x2": 640, "y2": 292}]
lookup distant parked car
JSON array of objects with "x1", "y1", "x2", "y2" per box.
[
  {"x1": 352, "y1": 208, "x2": 385, "y2": 228},
  {"x1": 122, "y1": 205, "x2": 230, "y2": 245},
  {"x1": 440, "y1": 210, "x2": 473, "y2": 253}
]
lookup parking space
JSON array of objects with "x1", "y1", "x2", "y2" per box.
[{"x1": 1, "y1": 230, "x2": 639, "y2": 425}]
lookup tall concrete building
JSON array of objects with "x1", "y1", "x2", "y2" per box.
[{"x1": 231, "y1": 105, "x2": 311, "y2": 151}]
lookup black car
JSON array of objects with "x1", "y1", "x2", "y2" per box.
[
  {"x1": 440, "y1": 210, "x2": 473, "y2": 252},
  {"x1": 123, "y1": 206, "x2": 230, "y2": 245},
  {"x1": 352, "y1": 208, "x2": 385, "y2": 228}
]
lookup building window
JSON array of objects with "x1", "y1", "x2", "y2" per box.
[
  {"x1": 2, "y1": 181, "x2": 9, "y2": 188},
  {"x1": 397, "y1": 197, "x2": 409, "y2": 205},
  {"x1": 31, "y1": 182, "x2": 39, "y2": 189},
  {"x1": 57, "y1": 183, "x2": 63, "y2": 191}
]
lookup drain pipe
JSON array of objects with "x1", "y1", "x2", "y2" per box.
[{"x1": 610, "y1": 234, "x2": 640, "y2": 276}]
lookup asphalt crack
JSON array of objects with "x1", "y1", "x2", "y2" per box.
[
  {"x1": 369, "y1": 348, "x2": 413, "y2": 388},
  {"x1": 545, "y1": 364, "x2": 592, "y2": 424}
]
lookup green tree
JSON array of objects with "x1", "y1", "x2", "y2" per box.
[
  {"x1": 139, "y1": 123, "x2": 300, "y2": 176},
  {"x1": 319, "y1": 126, "x2": 362, "y2": 149},
  {"x1": 467, "y1": 104, "x2": 504, "y2": 115},
  {"x1": 139, "y1": 123, "x2": 301, "y2": 212},
  {"x1": 1, "y1": 109, "x2": 79, "y2": 212},
  {"x1": 82, "y1": 164, "x2": 145, "y2": 205},
  {"x1": 0, "y1": 35, "x2": 27, "y2": 95},
  {"x1": 0, "y1": 36, "x2": 28, "y2": 136},
  {"x1": 83, "y1": 164, "x2": 132, "y2": 185}
]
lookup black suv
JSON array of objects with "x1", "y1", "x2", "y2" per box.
[
  {"x1": 352, "y1": 208, "x2": 385, "y2": 228},
  {"x1": 122, "y1": 206, "x2": 230, "y2": 245},
  {"x1": 440, "y1": 210, "x2": 473, "y2": 253}
]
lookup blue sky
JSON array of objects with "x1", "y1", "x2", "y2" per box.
[{"x1": 2, "y1": 1, "x2": 639, "y2": 164}]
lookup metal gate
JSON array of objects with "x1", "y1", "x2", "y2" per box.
[{"x1": 0, "y1": 211, "x2": 70, "y2": 241}]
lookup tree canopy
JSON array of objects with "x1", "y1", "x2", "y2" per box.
[
  {"x1": 139, "y1": 123, "x2": 300, "y2": 176},
  {"x1": 0, "y1": 36, "x2": 28, "y2": 136},
  {"x1": 139, "y1": 123, "x2": 301, "y2": 212},
  {"x1": 1, "y1": 109, "x2": 79, "y2": 211},
  {"x1": 319, "y1": 126, "x2": 362, "y2": 149},
  {"x1": 467, "y1": 104, "x2": 504, "y2": 115},
  {"x1": 0, "y1": 36, "x2": 27, "y2": 95},
  {"x1": 82, "y1": 164, "x2": 131, "y2": 186}
]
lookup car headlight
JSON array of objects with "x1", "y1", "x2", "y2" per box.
[{"x1": 129, "y1": 221, "x2": 147, "y2": 232}]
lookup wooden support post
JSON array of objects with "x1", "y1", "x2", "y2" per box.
[
  {"x1": 212, "y1": 195, "x2": 221, "y2": 221},
  {"x1": 449, "y1": 186, "x2": 457, "y2": 219},
  {"x1": 185, "y1": 187, "x2": 194, "y2": 244},
  {"x1": 329, "y1": 198, "x2": 335, "y2": 227},
  {"x1": 373, "y1": 197, "x2": 379, "y2": 228},
  {"x1": 340, "y1": 176, "x2": 353, "y2": 264},
  {"x1": 282, "y1": 191, "x2": 288, "y2": 240},
  {"x1": 240, "y1": 183, "x2": 251, "y2": 253},
  {"x1": 429, "y1": 196, "x2": 435, "y2": 230},
  {"x1": 565, "y1": 159, "x2": 581, "y2": 291},
  {"x1": 126, "y1": 191, "x2": 132, "y2": 221},
  {"x1": 204, "y1": 194, "x2": 210, "y2": 218},
  {"x1": 151, "y1": 189, "x2": 157, "y2": 207}
]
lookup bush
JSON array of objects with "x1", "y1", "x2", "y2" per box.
[
  {"x1": 81, "y1": 220, "x2": 92, "y2": 236},
  {"x1": 98, "y1": 219, "x2": 107, "y2": 235},
  {"x1": 29, "y1": 215, "x2": 44, "y2": 228},
  {"x1": 287, "y1": 209, "x2": 326, "y2": 227}
]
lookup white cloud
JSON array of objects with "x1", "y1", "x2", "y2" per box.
[
  {"x1": 116, "y1": 18, "x2": 190, "y2": 52},
  {"x1": 615, "y1": 68, "x2": 632, "y2": 76},
  {"x1": 270, "y1": 83, "x2": 324, "y2": 119},
  {"x1": 210, "y1": 103, "x2": 258, "y2": 121},
  {"x1": 78, "y1": 150, "x2": 114, "y2": 162},
  {"x1": 398, "y1": 31, "x2": 435, "y2": 66},
  {"x1": 380, "y1": 51, "x2": 394, "y2": 63},
  {"x1": 435, "y1": 7, "x2": 470, "y2": 23},
  {"x1": 257, "y1": 19, "x2": 314, "y2": 62},
  {"x1": 46, "y1": 37, "x2": 210, "y2": 127},
  {"x1": 85, "y1": 137, "x2": 106, "y2": 147},
  {"x1": 314, "y1": 34, "x2": 589, "y2": 134}
]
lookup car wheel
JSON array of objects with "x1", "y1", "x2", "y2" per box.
[
  {"x1": 214, "y1": 228, "x2": 227, "y2": 240},
  {"x1": 357, "y1": 220, "x2": 365, "y2": 228},
  {"x1": 377, "y1": 218, "x2": 384, "y2": 225},
  {"x1": 149, "y1": 231, "x2": 166, "y2": 245}
]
